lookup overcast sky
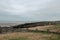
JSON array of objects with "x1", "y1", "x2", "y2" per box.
[{"x1": 0, "y1": 0, "x2": 60, "y2": 22}]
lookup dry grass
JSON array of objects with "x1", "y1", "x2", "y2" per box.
[
  {"x1": 0, "y1": 25, "x2": 60, "y2": 40},
  {"x1": 28, "y1": 25, "x2": 53, "y2": 30},
  {"x1": 28, "y1": 25, "x2": 60, "y2": 32},
  {"x1": 0, "y1": 32, "x2": 58, "y2": 40}
]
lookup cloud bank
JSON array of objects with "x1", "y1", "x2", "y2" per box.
[{"x1": 0, "y1": 0, "x2": 60, "y2": 21}]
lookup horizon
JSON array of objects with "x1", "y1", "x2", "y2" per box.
[{"x1": 0, "y1": 20, "x2": 60, "y2": 23}]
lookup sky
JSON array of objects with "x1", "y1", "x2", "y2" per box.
[{"x1": 0, "y1": 0, "x2": 60, "y2": 22}]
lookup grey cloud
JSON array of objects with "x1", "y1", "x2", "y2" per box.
[{"x1": 0, "y1": 0, "x2": 60, "y2": 21}]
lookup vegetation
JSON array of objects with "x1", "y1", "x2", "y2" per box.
[
  {"x1": 0, "y1": 32, "x2": 60, "y2": 40},
  {"x1": 0, "y1": 21, "x2": 60, "y2": 40},
  {"x1": 8, "y1": 37, "x2": 28, "y2": 40}
]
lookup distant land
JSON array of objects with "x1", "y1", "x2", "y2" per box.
[
  {"x1": 0, "y1": 21, "x2": 60, "y2": 27},
  {"x1": 0, "y1": 21, "x2": 26, "y2": 27}
]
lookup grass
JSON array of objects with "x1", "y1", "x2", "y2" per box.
[
  {"x1": 49, "y1": 35, "x2": 60, "y2": 40},
  {"x1": 0, "y1": 25, "x2": 60, "y2": 40},
  {"x1": 8, "y1": 37, "x2": 28, "y2": 40},
  {"x1": 0, "y1": 32, "x2": 60, "y2": 40}
]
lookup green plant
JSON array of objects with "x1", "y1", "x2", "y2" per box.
[
  {"x1": 9, "y1": 37, "x2": 28, "y2": 40},
  {"x1": 49, "y1": 35, "x2": 60, "y2": 40}
]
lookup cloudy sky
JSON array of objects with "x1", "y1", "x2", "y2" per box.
[{"x1": 0, "y1": 0, "x2": 60, "y2": 22}]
